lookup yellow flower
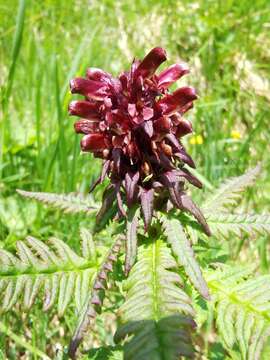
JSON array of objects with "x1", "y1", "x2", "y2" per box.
[
  {"x1": 189, "y1": 134, "x2": 203, "y2": 145},
  {"x1": 231, "y1": 130, "x2": 241, "y2": 140}
]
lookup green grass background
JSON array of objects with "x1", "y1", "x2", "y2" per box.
[{"x1": 0, "y1": 0, "x2": 270, "y2": 358}]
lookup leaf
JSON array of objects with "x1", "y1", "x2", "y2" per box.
[
  {"x1": 16, "y1": 189, "x2": 98, "y2": 215},
  {"x1": 205, "y1": 212, "x2": 270, "y2": 240},
  {"x1": 160, "y1": 216, "x2": 210, "y2": 299},
  {"x1": 95, "y1": 185, "x2": 118, "y2": 232},
  {"x1": 125, "y1": 172, "x2": 139, "y2": 207},
  {"x1": 87, "y1": 346, "x2": 123, "y2": 360},
  {"x1": 206, "y1": 265, "x2": 270, "y2": 360},
  {"x1": 125, "y1": 207, "x2": 139, "y2": 276},
  {"x1": 202, "y1": 164, "x2": 261, "y2": 212},
  {"x1": 178, "y1": 192, "x2": 211, "y2": 236},
  {"x1": 69, "y1": 237, "x2": 122, "y2": 359},
  {"x1": 80, "y1": 228, "x2": 96, "y2": 260},
  {"x1": 140, "y1": 188, "x2": 154, "y2": 230},
  {"x1": 0, "y1": 231, "x2": 99, "y2": 315},
  {"x1": 115, "y1": 240, "x2": 195, "y2": 360}
]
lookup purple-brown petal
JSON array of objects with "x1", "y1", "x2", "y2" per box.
[
  {"x1": 157, "y1": 63, "x2": 189, "y2": 90},
  {"x1": 157, "y1": 87, "x2": 197, "y2": 115},
  {"x1": 141, "y1": 120, "x2": 154, "y2": 138},
  {"x1": 68, "y1": 100, "x2": 100, "y2": 120},
  {"x1": 86, "y1": 67, "x2": 113, "y2": 83},
  {"x1": 81, "y1": 133, "x2": 108, "y2": 152},
  {"x1": 142, "y1": 107, "x2": 154, "y2": 120},
  {"x1": 179, "y1": 101, "x2": 194, "y2": 115},
  {"x1": 74, "y1": 119, "x2": 99, "y2": 134},
  {"x1": 154, "y1": 117, "x2": 171, "y2": 133},
  {"x1": 135, "y1": 47, "x2": 167, "y2": 79},
  {"x1": 175, "y1": 118, "x2": 193, "y2": 137},
  {"x1": 70, "y1": 78, "x2": 108, "y2": 100}
]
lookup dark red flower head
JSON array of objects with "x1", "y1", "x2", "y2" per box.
[{"x1": 69, "y1": 47, "x2": 210, "y2": 235}]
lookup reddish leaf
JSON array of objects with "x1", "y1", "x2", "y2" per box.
[
  {"x1": 125, "y1": 171, "x2": 140, "y2": 206},
  {"x1": 178, "y1": 192, "x2": 211, "y2": 236},
  {"x1": 125, "y1": 207, "x2": 139, "y2": 275},
  {"x1": 140, "y1": 188, "x2": 154, "y2": 230}
]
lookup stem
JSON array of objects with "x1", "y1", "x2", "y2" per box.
[{"x1": 0, "y1": 321, "x2": 51, "y2": 360}]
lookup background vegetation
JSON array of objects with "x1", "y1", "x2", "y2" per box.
[{"x1": 0, "y1": 0, "x2": 269, "y2": 358}]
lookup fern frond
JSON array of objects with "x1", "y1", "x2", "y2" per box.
[
  {"x1": 160, "y1": 216, "x2": 210, "y2": 299},
  {"x1": 202, "y1": 164, "x2": 261, "y2": 212},
  {"x1": 114, "y1": 240, "x2": 195, "y2": 359},
  {"x1": 87, "y1": 346, "x2": 123, "y2": 360},
  {"x1": 206, "y1": 266, "x2": 270, "y2": 359},
  {"x1": 0, "y1": 229, "x2": 98, "y2": 315},
  {"x1": 16, "y1": 189, "x2": 99, "y2": 214},
  {"x1": 69, "y1": 237, "x2": 123, "y2": 359},
  {"x1": 205, "y1": 212, "x2": 270, "y2": 240}
]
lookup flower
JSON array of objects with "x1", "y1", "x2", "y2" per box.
[
  {"x1": 69, "y1": 47, "x2": 210, "y2": 235},
  {"x1": 189, "y1": 134, "x2": 203, "y2": 145},
  {"x1": 231, "y1": 130, "x2": 241, "y2": 140}
]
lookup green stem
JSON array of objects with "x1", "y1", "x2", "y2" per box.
[{"x1": 0, "y1": 321, "x2": 51, "y2": 360}]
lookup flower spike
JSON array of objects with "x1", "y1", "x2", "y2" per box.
[{"x1": 69, "y1": 47, "x2": 210, "y2": 235}]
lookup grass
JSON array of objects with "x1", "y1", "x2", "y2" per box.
[{"x1": 0, "y1": 0, "x2": 269, "y2": 358}]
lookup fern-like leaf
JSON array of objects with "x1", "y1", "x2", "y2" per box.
[
  {"x1": 16, "y1": 189, "x2": 99, "y2": 214},
  {"x1": 115, "y1": 240, "x2": 196, "y2": 359},
  {"x1": 160, "y1": 216, "x2": 210, "y2": 299},
  {"x1": 202, "y1": 165, "x2": 261, "y2": 212},
  {"x1": 206, "y1": 266, "x2": 270, "y2": 359},
  {"x1": 205, "y1": 212, "x2": 270, "y2": 240},
  {"x1": 69, "y1": 237, "x2": 123, "y2": 359},
  {"x1": 0, "y1": 229, "x2": 99, "y2": 315},
  {"x1": 87, "y1": 346, "x2": 123, "y2": 360}
]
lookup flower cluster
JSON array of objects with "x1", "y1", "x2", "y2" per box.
[{"x1": 69, "y1": 47, "x2": 210, "y2": 235}]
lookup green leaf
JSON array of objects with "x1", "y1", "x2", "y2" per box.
[
  {"x1": 16, "y1": 189, "x2": 99, "y2": 215},
  {"x1": 160, "y1": 216, "x2": 210, "y2": 299},
  {"x1": 115, "y1": 240, "x2": 195, "y2": 360},
  {"x1": 69, "y1": 237, "x2": 122, "y2": 359},
  {"x1": 202, "y1": 165, "x2": 261, "y2": 212},
  {"x1": 0, "y1": 232, "x2": 99, "y2": 315},
  {"x1": 205, "y1": 212, "x2": 270, "y2": 240},
  {"x1": 206, "y1": 265, "x2": 270, "y2": 360},
  {"x1": 87, "y1": 346, "x2": 123, "y2": 360}
]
